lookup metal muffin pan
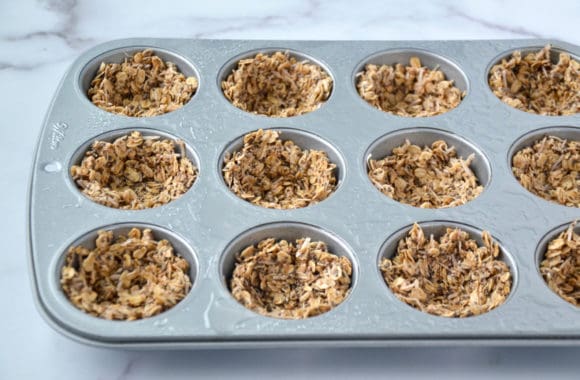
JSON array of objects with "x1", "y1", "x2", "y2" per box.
[{"x1": 28, "y1": 38, "x2": 580, "y2": 348}]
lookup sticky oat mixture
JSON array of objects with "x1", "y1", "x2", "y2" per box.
[
  {"x1": 380, "y1": 223, "x2": 512, "y2": 317},
  {"x1": 61, "y1": 228, "x2": 191, "y2": 320},
  {"x1": 88, "y1": 49, "x2": 198, "y2": 117},
  {"x1": 489, "y1": 45, "x2": 579, "y2": 116},
  {"x1": 230, "y1": 237, "x2": 352, "y2": 319},
  {"x1": 540, "y1": 221, "x2": 580, "y2": 306},
  {"x1": 71, "y1": 131, "x2": 197, "y2": 210},
  {"x1": 221, "y1": 51, "x2": 333, "y2": 117},
  {"x1": 368, "y1": 139, "x2": 483, "y2": 208},
  {"x1": 356, "y1": 57, "x2": 464, "y2": 117},
  {"x1": 223, "y1": 129, "x2": 337, "y2": 209},
  {"x1": 512, "y1": 135, "x2": 579, "y2": 207}
]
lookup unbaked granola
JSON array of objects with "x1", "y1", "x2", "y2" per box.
[
  {"x1": 61, "y1": 228, "x2": 191, "y2": 320},
  {"x1": 356, "y1": 57, "x2": 464, "y2": 117},
  {"x1": 512, "y1": 135, "x2": 579, "y2": 207},
  {"x1": 221, "y1": 51, "x2": 332, "y2": 117},
  {"x1": 88, "y1": 49, "x2": 198, "y2": 117},
  {"x1": 71, "y1": 131, "x2": 197, "y2": 210},
  {"x1": 368, "y1": 139, "x2": 483, "y2": 208},
  {"x1": 540, "y1": 221, "x2": 580, "y2": 306},
  {"x1": 488, "y1": 45, "x2": 579, "y2": 115},
  {"x1": 230, "y1": 237, "x2": 352, "y2": 319},
  {"x1": 380, "y1": 223, "x2": 511, "y2": 317},
  {"x1": 223, "y1": 129, "x2": 337, "y2": 209}
]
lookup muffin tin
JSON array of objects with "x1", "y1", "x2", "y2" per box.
[{"x1": 28, "y1": 38, "x2": 580, "y2": 348}]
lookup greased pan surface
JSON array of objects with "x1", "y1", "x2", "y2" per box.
[{"x1": 28, "y1": 39, "x2": 580, "y2": 348}]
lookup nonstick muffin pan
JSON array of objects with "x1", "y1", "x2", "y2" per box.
[{"x1": 28, "y1": 38, "x2": 579, "y2": 348}]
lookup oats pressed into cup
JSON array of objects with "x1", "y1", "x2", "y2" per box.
[
  {"x1": 61, "y1": 228, "x2": 191, "y2": 320},
  {"x1": 230, "y1": 237, "x2": 352, "y2": 319},
  {"x1": 356, "y1": 57, "x2": 464, "y2": 117},
  {"x1": 88, "y1": 49, "x2": 198, "y2": 117},
  {"x1": 71, "y1": 131, "x2": 197, "y2": 210},
  {"x1": 489, "y1": 45, "x2": 579, "y2": 116},
  {"x1": 223, "y1": 129, "x2": 337, "y2": 209},
  {"x1": 380, "y1": 223, "x2": 512, "y2": 317},
  {"x1": 221, "y1": 51, "x2": 332, "y2": 117}
]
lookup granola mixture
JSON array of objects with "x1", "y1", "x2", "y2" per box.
[
  {"x1": 368, "y1": 140, "x2": 483, "y2": 208},
  {"x1": 61, "y1": 228, "x2": 191, "y2": 320},
  {"x1": 380, "y1": 223, "x2": 512, "y2": 317},
  {"x1": 223, "y1": 129, "x2": 337, "y2": 209},
  {"x1": 540, "y1": 221, "x2": 580, "y2": 306},
  {"x1": 71, "y1": 131, "x2": 197, "y2": 210},
  {"x1": 230, "y1": 237, "x2": 352, "y2": 319},
  {"x1": 88, "y1": 49, "x2": 198, "y2": 117},
  {"x1": 221, "y1": 51, "x2": 332, "y2": 117},
  {"x1": 356, "y1": 57, "x2": 464, "y2": 117},
  {"x1": 488, "y1": 45, "x2": 579, "y2": 115},
  {"x1": 512, "y1": 135, "x2": 579, "y2": 207}
]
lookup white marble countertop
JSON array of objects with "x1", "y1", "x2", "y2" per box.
[{"x1": 2, "y1": 0, "x2": 579, "y2": 378}]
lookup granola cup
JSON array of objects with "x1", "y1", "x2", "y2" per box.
[
  {"x1": 230, "y1": 237, "x2": 352, "y2": 319},
  {"x1": 70, "y1": 130, "x2": 198, "y2": 210},
  {"x1": 60, "y1": 227, "x2": 193, "y2": 321},
  {"x1": 87, "y1": 49, "x2": 198, "y2": 117},
  {"x1": 356, "y1": 55, "x2": 465, "y2": 117},
  {"x1": 539, "y1": 221, "x2": 580, "y2": 307},
  {"x1": 222, "y1": 129, "x2": 338, "y2": 209},
  {"x1": 488, "y1": 45, "x2": 579, "y2": 116},
  {"x1": 380, "y1": 223, "x2": 512, "y2": 318},
  {"x1": 221, "y1": 51, "x2": 333, "y2": 117}
]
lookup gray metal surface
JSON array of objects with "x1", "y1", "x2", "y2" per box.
[{"x1": 28, "y1": 38, "x2": 580, "y2": 348}]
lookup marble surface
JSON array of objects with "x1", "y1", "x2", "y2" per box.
[{"x1": 2, "y1": 0, "x2": 579, "y2": 378}]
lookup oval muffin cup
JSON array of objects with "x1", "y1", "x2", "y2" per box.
[
  {"x1": 53, "y1": 222, "x2": 198, "y2": 320},
  {"x1": 68, "y1": 127, "x2": 200, "y2": 210},
  {"x1": 486, "y1": 45, "x2": 580, "y2": 116},
  {"x1": 535, "y1": 221, "x2": 580, "y2": 308},
  {"x1": 376, "y1": 220, "x2": 518, "y2": 317},
  {"x1": 219, "y1": 127, "x2": 346, "y2": 209},
  {"x1": 353, "y1": 49, "x2": 469, "y2": 116},
  {"x1": 217, "y1": 48, "x2": 334, "y2": 117},
  {"x1": 508, "y1": 126, "x2": 579, "y2": 207},
  {"x1": 219, "y1": 221, "x2": 358, "y2": 319},
  {"x1": 364, "y1": 127, "x2": 491, "y2": 207},
  {"x1": 78, "y1": 46, "x2": 200, "y2": 116}
]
